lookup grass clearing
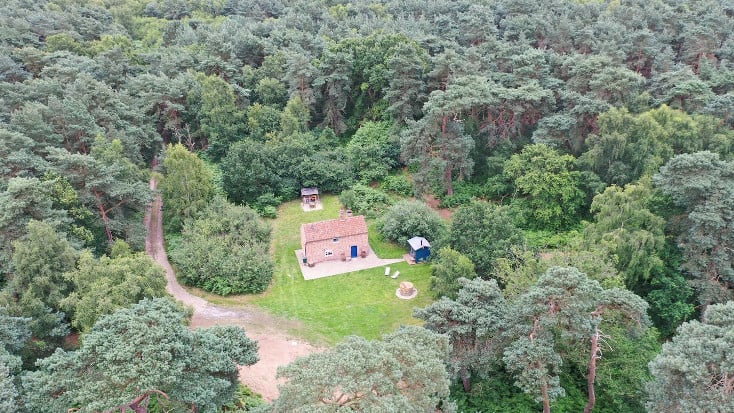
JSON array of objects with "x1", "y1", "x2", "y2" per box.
[
  {"x1": 178, "y1": 194, "x2": 435, "y2": 345},
  {"x1": 252, "y1": 195, "x2": 434, "y2": 344}
]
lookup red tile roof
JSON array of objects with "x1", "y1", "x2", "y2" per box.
[{"x1": 301, "y1": 215, "x2": 368, "y2": 243}]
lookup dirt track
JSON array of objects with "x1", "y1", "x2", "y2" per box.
[{"x1": 144, "y1": 179, "x2": 320, "y2": 401}]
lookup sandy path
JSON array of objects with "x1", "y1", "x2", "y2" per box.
[{"x1": 144, "y1": 178, "x2": 320, "y2": 401}]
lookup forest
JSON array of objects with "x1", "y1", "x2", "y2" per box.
[{"x1": 1, "y1": 0, "x2": 734, "y2": 411}]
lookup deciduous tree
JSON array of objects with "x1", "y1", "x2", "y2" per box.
[
  {"x1": 345, "y1": 121, "x2": 399, "y2": 184},
  {"x1": 429, "y1": 247, "x2": 477, "y2": 299},
  {"x1": 221, "y1": 140, "x2": 279, "y2": 205},
  {"x1": 583, "y1": 182, "x2": 666, "y2": 289},
  {"x1": 376, "y1": 200, "x2": 446, "y2": 247},
  {"x1": 448, "y1": 201, "x2": 525, "y2": 277},
  {"x1": 159, "y1": 143, "x2": 214, "y2": 232},
  {"x1": 504, "y1": 143, "x2": 585, "y2": 231},
  {"x1": 61, "y1": 241, "x2": 167, "y2": 332},
  {"x1": 1, "y1": 221, "x2": 77, "y2": 345}
]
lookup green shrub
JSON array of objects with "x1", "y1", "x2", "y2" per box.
[
  {"x1": 252, "y1": 193, "x2": 281, "y2": 218},
  {"x1": 524, "y1": 228, "x2": 581, "y2": 249},
  {"x1": 221, "y1": 384, "x2": 267, "y2": 412},
  {"x1": 429, "y1": 247, "x2": 476, "y2": 299},
  {"x1": 258, "y1": 205, "x2": 278, "y2": 219},
  {"x1": 170, "y1": 197, "x2": 273, "y2": 295},
  {"x1": 376, "y1": 200, "x2": 446, "y2": 246},
  {"x1": 339, "y1": 184, "x2": 393, "y2": 218},
  {"x1": 380, "y1": 174, "x2": 414, "y2": 196},
  {"x1": 437, "y1": 181, "x2": 492, "y2": 208}
]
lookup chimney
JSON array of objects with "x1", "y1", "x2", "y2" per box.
[{"x1": 346, "y1": 209, "x2": 353, "y2": 217}]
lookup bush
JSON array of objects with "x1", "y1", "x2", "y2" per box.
[
  {"x1": 339, "y1": 184, "x2": 394, "y2": 218},
  {"x1": 376, "y1": 200, "x2": 446, "y2": 246},
  {"x1": 437, "y1": 181, "x2": 494, "y2": 208},
  {"x1": 258, "y1": 205, "x2": 278, "y2": 219},
  {"x1": 252, "y1": 193, "x2": 281, "y2": 218},
  {"x1": 170, "y1": 197, "x2": 273, "y2": 295},
  {"x1": 221, "y1": 384, "x2": 267, "y2": 412},
  {"x1": 380, "y1": 174, "x2": 413, "y2": 196},
  {"x1": 429, "y1": 247, "x2": 476, "y2": 299},
  {"x1": 524, "y1": 228, "x2": 581, "y2": 249}
]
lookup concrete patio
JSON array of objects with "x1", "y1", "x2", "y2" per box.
[{"x1": 295, "y1": 249, "x2": 404, "y2": 280}]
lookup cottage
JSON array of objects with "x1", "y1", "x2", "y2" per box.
[
  {"x1": 301, "y1": 215, "x2": 369, "y2": 265},
  {"x1": 407, "y1": 236, "x2": 431, "y2": 263}
]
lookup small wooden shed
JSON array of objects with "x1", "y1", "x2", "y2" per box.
[
  {"x1": 301, "y1": 187, "x2": 319, "y2": 207},
  {"x1": 408, "y1": 236, "x2": 431, "y2": 263}
]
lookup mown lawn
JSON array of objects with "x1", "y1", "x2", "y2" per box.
[{"x1": 248, "y1": 195, "x2": 435, "y2": 345}]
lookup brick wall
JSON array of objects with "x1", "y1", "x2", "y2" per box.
[{"x1": 305, "y1": 233, "x2": 370, "y2": 264}]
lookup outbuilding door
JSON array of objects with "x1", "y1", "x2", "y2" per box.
[{"x1": 350, "y1": 245, "x2": 358, "y2": 258}]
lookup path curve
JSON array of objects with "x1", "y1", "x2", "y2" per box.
[{"x1": 144, "y1": 178, "x2": 320, "y2": 401}]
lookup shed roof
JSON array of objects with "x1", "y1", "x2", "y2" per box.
[
  {"x1": 301, "y1": 187, "x2": 319, "y2": 196},
  {"x1": 408, "y1": 236, "x2": 430, "y2": 250},
  {"x1": 301, "y1": 215, "x2": 368, "y2": 243}
]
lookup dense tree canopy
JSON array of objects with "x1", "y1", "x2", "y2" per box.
[
  {"x1": 159, "y1": 142, "x2": 215, "y2": 232},
  {"x1": 584, "y1": 182, "x2": 666, "y2": 288},
  {"x1": 646, "y1": 302, "x2": 734, "y2": 413},
  {"x1": 60, "y1": 241, "x2": 167, "y2": 332},
  {"x1": 1, "y1": 221, "x2": 76, "y2": 345},
  {"x1": 448, "y1": 201, "x2": 525, "y2": 277},
  {"x1": 1, "y1": 0, "x2": 734, "y2": 410},
  {"x1": 418, "y1": 267, "x2": 653, "y2": 413},
  {"x1": 429, "y1": 247, "x2": 477, "y2": 299},
  {"x1": 268, "y1": 326, "x2": 455, "y2": 413},
  {"x1": 21, "y1": 297, "x2": 258, "y2": 412},
  {"x1": 654, "y1": 152, "x2": 734, "y2": 306},
  {"x1": 504, "y1": 143, "x2": 586, "y2": 230}
]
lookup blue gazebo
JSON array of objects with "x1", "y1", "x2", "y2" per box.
[{"x1": 407, "y1": 236, "x2": 431, "y2": 263}]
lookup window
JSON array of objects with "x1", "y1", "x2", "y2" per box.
[
  {"x1": 332, "y1": 237, "x2": 339, "y2": 243},
  {"x1": 324, "y1": 250, "x2": 334, "y2": 257}
]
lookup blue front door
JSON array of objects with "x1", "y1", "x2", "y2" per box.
[{"x1": 351, "y1": 245, "x2": 358, "y2": 258}]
